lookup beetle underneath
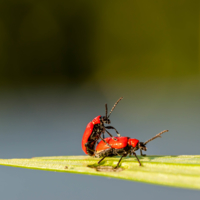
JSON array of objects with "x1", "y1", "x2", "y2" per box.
[{"x1": 95, "y1": 130, "x2": 169, "y2": 168}]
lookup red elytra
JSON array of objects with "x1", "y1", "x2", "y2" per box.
[
  {"x1": 82, "y1": 115, "x2": 101, "y2": 154},
  {"x1": 96, "y1": 137, "x2": 139, "y2": 152}
]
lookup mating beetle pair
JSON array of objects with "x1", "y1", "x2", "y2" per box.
[{"x1": 82, "y1": 97, "x2": 168, "y2": 168}]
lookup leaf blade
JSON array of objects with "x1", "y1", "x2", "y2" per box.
[{"x1": 0, "y1": 155, "x2": 200, "y2": 189}]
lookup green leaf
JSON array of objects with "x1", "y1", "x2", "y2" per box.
[{"x1": 0, "y1": 155, "x2": 200, "y2": 189}]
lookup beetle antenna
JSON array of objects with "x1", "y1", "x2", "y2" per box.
[
  {"x1": 144, "y1": 130, "x2": 169, "y2": 145},
  {"x1": 105, "y1": 104, "x2": 108, "y2": 118},
  {"x1": 108, "y1": 97, "x2": 123, "y2": 118}
]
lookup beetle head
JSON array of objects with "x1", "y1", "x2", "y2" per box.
[
  {"x1": 102, "y1": 116, "x2": 111, "y2": 124},
  {"x1": 138, "y1": 142, "x2": 147, "y2": 151}
]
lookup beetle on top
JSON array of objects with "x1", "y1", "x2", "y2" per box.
[{"x1": 82, "y1": 97, "x2": 123, "y2": 156}]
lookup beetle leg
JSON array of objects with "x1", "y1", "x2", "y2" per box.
[
  {"x1": 105, "y1": 126, "x2": 121, "y2": 137},
  {"x1": 105, "y1": 130, "x2": 117, "y2": 141},
  {"x1": 84, "y1": 142, "x2": 90, "y2": 147},
  {"x1": 99, "y1": 136, "x2": 113, "y2": 148},
  {"x1": 88, "y1": 148, "x2": 95, "y2": 152},
  {"x1": 132, "y1": 152, "x2": 142, "y2": 166},
  {"x1": 84, "y1": 143, "x2": 95, "y2": 154},
  {"x1": 114, "y1": 154, "x2": 126, "y2": 169},
  {"x1": 140, "y1": 149, "x2": 146, "y2": 156},
  {"x1": 98, "y1": 155, "x2": 107, "y2": 164},
  {"x1": 112, "y1": 148, "x2": 120, "y2": 156}
]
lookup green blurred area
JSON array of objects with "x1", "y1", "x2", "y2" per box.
[{"x1": 0, "y1": 0, "x2": 199, "y2": 86}]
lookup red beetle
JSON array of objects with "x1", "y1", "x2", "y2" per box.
[
  {"x1": 95, "y1": 130, "x2": 169, "y2": 168},
  {"x1": 82, "y1": 97, "x2": 123, "y2": 156}
]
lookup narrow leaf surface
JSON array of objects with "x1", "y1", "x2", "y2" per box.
[{"x1": 0, "y1": 155, "x2": 200, "y2": 189}]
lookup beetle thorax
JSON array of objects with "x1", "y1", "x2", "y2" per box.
[{"x1": 128, "y1": 138, "x2": 139, "y2": 148}]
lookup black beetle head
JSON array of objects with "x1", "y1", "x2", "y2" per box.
[
  {"x1": 138, "y1": 142, "x2": 147, "y2": 151},
  {"x1": 102, "y1": 116, "x2": 111, "y2": 124}
]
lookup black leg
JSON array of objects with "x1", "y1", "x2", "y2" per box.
[
  {"x1": 105, "y1": 129, "x2": 113, "y2": 137},
  {"x1": 84, "y1": 142, "x2": 94, "y2": 151},
  {"x1": 99, "y1": 136, "x2": 112, "y2": 148},
  {"x1": 84, "y1": 142, "x2": 89, "y2": 147},
  {"x1": 98, "y1": 155, "x2": 107, "y2": 164},
  {"x1": 140, "y1": 149, "x2": 146, "y2": 156},
  {"x1": 105, "y1": 126, "x2": 121, "y2": 137},
  {"x1": 114, "y1": 154, "x2": 126, "y2": 169},
  {"x1": 105, "y1": 130, "x2": 117, "y2": 141},
  {"x1": 133, "y1": 152, "x2": 141, "y2": 166}
]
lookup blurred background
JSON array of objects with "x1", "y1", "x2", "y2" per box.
[{"x1": 0, "y1": 0, "x2": 200, "y2": 199}]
